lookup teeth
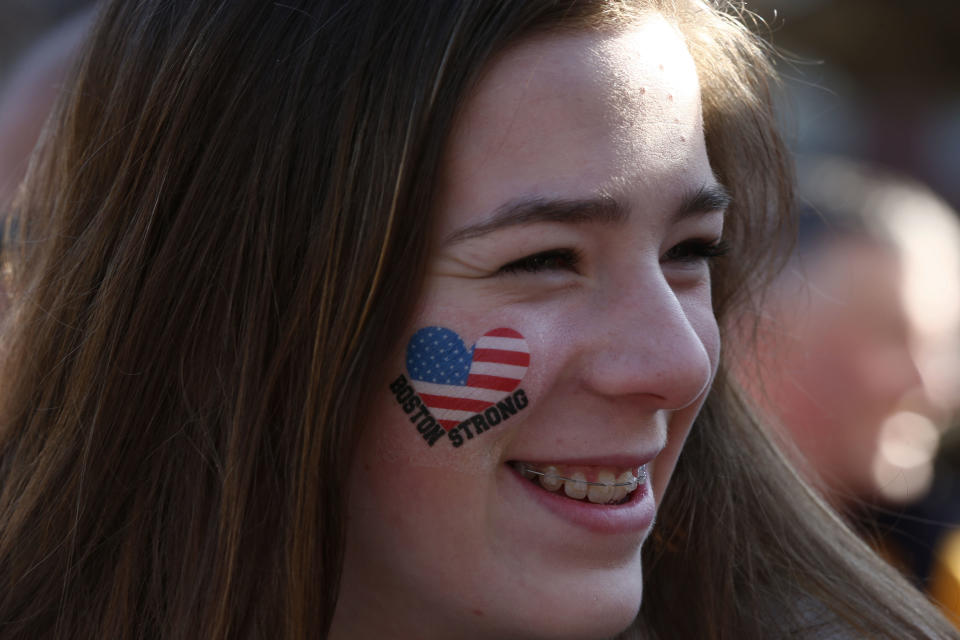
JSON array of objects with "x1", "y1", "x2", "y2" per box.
[
  {"x1": 539, "y1": 465, "x2": 564, "y2": 492},
  {"x1": 563, "y1": 472, "x2": 588, "y2": 500},
  {"x1": 587, "y1": 470, "x2": 616, "y2": 504},
  {"x1": 611, "y1": 470, "x2": 636, "y2": 503},
  {"x1": 518, "y1": 462, "x2": 647, "y2": 505}
]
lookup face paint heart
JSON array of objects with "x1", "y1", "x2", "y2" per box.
[{"x1": 406, "y1": 327, "x2": 530, "y2": 431}]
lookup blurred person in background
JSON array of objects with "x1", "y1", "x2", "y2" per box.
[{"x1": 734, "y1": 154, "x2": 960, "y2": 624}]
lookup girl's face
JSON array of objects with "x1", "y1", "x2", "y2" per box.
[{"x1": 333, "y1": 15, "x2": 724, "y2": 640}]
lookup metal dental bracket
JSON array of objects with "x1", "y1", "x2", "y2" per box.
[{"x1": 517, "y1": 463, "x2": 648, "y2": 487}]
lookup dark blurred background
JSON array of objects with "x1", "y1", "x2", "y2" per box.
[
  {"x1": 0, "y1": 0, "x2": 96, "y2": 210},
  {"x1": 750, "y1": 0, "x2": 960, "y2": 210},
  {"x1": 0, "y1": 0, "x2": 92, "y2": 80}
]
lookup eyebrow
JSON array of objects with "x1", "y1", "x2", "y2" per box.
[
  {"x1": 443, "y1": 182, "x2": 731, "y2": 245},
  {"x1": 681, "y1": 183, "x2": 732, "y2": 217}
]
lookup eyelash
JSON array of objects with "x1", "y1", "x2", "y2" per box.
[
  {"x1": 498, "y1": 248, "x2": 581, "y2": 274},
  {"x1": 497, "y1": 239, "x2": 728, "y2": 275},
  {"x1": 662, "y1": 238, "x2": 729, "y2": 264}
]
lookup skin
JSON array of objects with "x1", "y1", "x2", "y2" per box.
[{"x1": 331, "y1": 16, "x2": 724, "y2": 640}]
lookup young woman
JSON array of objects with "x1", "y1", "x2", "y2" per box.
[{"x1": 0, "y1": 1, "x2": 955, "y2": 638}]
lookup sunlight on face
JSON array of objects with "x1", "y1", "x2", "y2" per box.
[{"x1": 332, "y1": 15, "x2": 723, "y2": 640}]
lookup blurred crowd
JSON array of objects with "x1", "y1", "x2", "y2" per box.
[{"x1": 2, "y1": 0, "x2": 959, "y2": 627}]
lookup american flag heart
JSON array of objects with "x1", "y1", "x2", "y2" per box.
[{"x1": 405, "y1": 326, "x2": 530, "y2": 431}]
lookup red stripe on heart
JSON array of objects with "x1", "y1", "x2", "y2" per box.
[
  {"x1": 406, "y1": 327, "x2": 529, "y2": 431},
  {"x1": 472, "y1": 348, "x2": 530, "y2": 366},
  {"x1": 483, "y1": 327, "x2": 524, "y2": 338},
  {"x1": 466, "y1": 374, "x2": 522, "y2": 391}
]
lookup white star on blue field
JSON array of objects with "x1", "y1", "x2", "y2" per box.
[{"x1": 406, "y1": 327, "x2": 473, "y2": 385}]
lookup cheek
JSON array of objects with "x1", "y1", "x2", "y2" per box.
[
  {"x1": 342, "y1": 322, "x2": 540, "y2": 605},
  {"x1": 351, "y1": 320, "x2": 538, "y2": 491},
  {"x1": 392, "y1": 323, "x2": 533, "y2": 448},
  {"x1": 650, "y1": 296, "x2": 721, "y2": 500},
  {"x1": 350, "y1": 389, "x2": 486, "y2": 521},
  {"x1": 356, "y1": 367, "x2": 501, "y2": 474},
  {"x1": 692, "y1": 290, "x2": 722, "y2": 374},
  {"x1": 346, "y1": 364, "x2": 497, "y2": 566}
]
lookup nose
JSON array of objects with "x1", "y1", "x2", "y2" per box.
[{"x1": 578, "y1": 272, "x2": 718, "y2": 411}]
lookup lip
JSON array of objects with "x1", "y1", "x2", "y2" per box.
[
  {"x1": 504, "y1": 459, "x2": 656, "y2": 536},
  {"x1": 508, "y1": 453, "x2": 659, "y2": 469}
]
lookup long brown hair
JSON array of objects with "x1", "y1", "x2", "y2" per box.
[{"x1": 0, "y1": 1, "x2": 955, "y2": 638}]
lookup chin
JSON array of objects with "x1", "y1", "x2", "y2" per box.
[
  {"x1": 510, "y1": 604, "x2": 641, "y2": 640},
  {"x1": 485, "y1": 567, "x2": 644, "y2": 640}
]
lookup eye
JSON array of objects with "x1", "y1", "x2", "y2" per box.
[
  {"x1": 662, "y1": 238, "x2": 729, "y2": 264},
  {"x1": 498, "y1": 248, "x2": 581, "y2": 275}
]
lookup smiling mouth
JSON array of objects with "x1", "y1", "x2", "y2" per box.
[{"x1": 508, "y1": 462, "x2": 648, "y2": 505}]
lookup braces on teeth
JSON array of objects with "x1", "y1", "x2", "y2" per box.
[{"x1": 516, "y1": 463, "x2": 648, "y2": 487}]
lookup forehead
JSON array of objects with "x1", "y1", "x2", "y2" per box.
[{"x1": 434, "y1": 14, "x2": 709, "y2": 238}]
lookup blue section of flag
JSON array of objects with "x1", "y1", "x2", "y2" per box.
[{"x1": 406, "y1": 326, "x2": 473, "y2": 385}]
